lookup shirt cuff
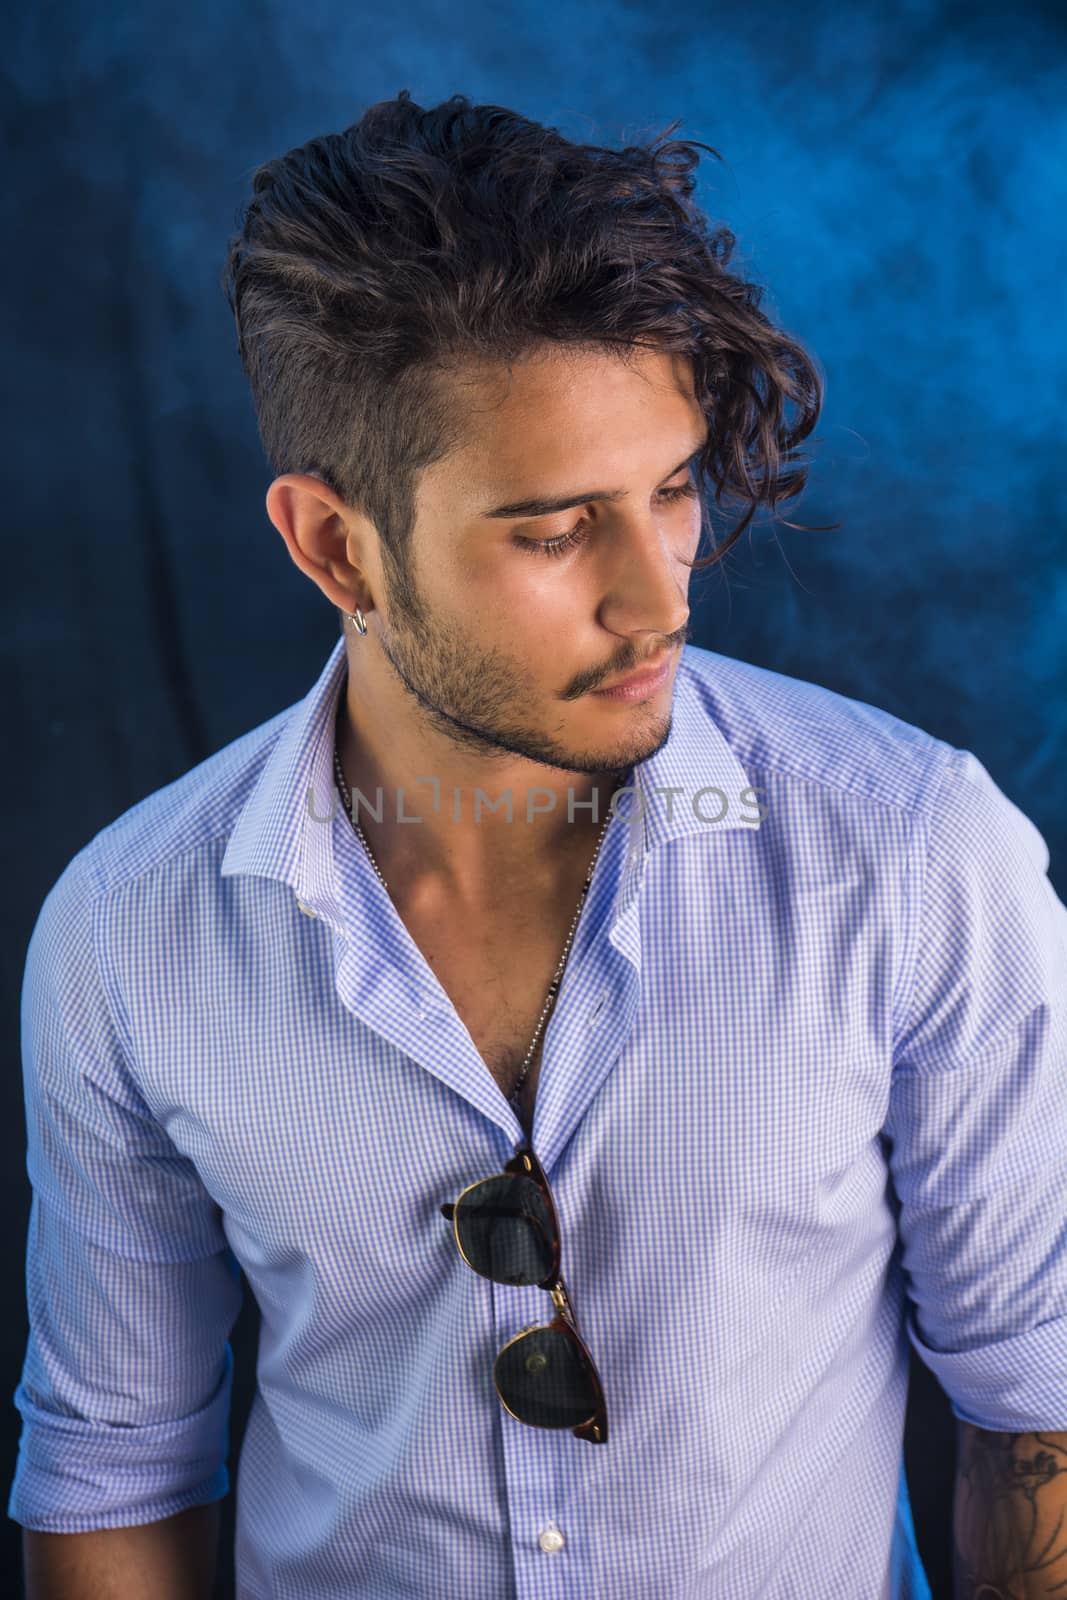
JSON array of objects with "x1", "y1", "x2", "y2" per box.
[
  {"x1": 6, "y1": 1347, "x2": 233, "y2": 1532},
  {"x1": 907, "y1": 1309, "x2": 1067, "y2": 1431}
]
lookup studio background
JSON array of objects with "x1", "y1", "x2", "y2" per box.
[{"x1": 4, "y1": 3, "x2": 1065, "y2": 1596}]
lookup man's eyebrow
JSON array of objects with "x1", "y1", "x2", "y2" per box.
[{"x1": 478, "y1": 432, "x2": 709, "y2": 521}]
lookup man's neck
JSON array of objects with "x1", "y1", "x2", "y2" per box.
[
  {"x1": 341, "y1": 772, "x2": 625, "y2": 911},
  {"x1": 330, "y1": 631, "x2": 641, "y2": 909}
]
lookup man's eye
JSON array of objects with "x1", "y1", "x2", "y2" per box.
[
  {"x1": 519, "y1": 521, "x2": 591, "y2": 560},
  {"x1": 515, "y1": 480, "x2": 699, "y2": 559}
]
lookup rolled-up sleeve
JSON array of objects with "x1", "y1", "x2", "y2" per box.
[
  {"x1": 883, "y1": 743, "x2": 1067, "y2": 1431},
  {"x1": 6, "y1": 848, "x2": 244, "y2": 1532}
]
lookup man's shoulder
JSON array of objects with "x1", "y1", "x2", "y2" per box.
[
  {"x1": 678, "y1": 643, "x2": 950, "y2": 818},
  {"x1": 54, "y1": 699, "x2": 298, "y2": 911}
]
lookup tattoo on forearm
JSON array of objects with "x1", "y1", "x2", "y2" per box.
[{"x1": 954, "y1": 1426, "x2": 1067, "y2": 1599}]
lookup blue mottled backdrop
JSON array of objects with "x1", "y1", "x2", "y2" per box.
[{"x1": 4, "y1": 3, "x2": 1064, "y2": 1594}]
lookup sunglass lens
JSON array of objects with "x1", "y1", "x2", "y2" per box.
[
  {"x1": 454, "y1": 1175, "x2": 554, "y2": 1284},
  {"x1": 495, "y1": 1326, "x2": 598, "y2": 1429}
]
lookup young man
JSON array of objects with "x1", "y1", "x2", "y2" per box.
[{"x1": 10, "y1": 91, "x2": 1067, "y2": 1599}]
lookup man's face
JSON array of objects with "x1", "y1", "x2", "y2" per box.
[{"x1": 371, "y1": 342, "x2": 707, "y2": 779}]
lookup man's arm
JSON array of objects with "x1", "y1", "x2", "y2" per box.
[
  {"x1": 953, "y1": 1424, "x2": 1067, "y2": 1598},
  {"x1": 22, "y1": 1499, "x2": 220, "y2": 1599},
  {"x1": 9, "y1": 858, "x2": 242, "y2": 1543}
]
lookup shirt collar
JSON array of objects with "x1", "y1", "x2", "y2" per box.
[
  {"x1": 635, "y1": 651, "x2": 758, "y2": 851},
  {"x1": 220, "y1": 635, "x2": 757, "y2": 922}
]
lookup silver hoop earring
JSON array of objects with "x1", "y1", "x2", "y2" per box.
[{"x1": 347, "y1": 608, "x2": 368, "y2": 636}]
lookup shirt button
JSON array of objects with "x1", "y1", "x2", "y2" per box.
[
  {"x1": 538, "y1": 1524, "x2": 565, "y2": 1554},
  {"x1": 295, "y1": 898, "x2": 318, "y2": 917}
]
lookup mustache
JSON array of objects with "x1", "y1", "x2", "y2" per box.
[{"x1": 562, "y1": 626, "x2": 690, "y2": 700}]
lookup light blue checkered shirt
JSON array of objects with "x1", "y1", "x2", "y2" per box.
[{"x1": 9, "y1": 635, "x2": 1067, "y2": 1598}]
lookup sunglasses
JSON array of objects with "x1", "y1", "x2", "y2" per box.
[{"x1": 440, "y1": 1142, "x2": 608, "y2": 1444}]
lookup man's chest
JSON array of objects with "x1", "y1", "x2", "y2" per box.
[
  {"x1": 394, "y1": 899, "x2": 563, "y2": 1120},
  {"x1": 126, "y1": 850, "x2": 899, "y2": 1306}
]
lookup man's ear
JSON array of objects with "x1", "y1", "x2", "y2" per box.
[{"x1": 265, "y1": 473, "x2": 376, "y2": 616}]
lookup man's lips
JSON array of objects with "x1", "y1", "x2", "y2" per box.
[{"x1": 592, "y1": 651, "x2": 674, "y2": 693}]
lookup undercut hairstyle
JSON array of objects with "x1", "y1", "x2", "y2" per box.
[{"x1": 221, "y1": 89, "x2": 830, "y2": 608}]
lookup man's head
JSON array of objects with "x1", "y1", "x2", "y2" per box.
[
  {"x1": 222, "y1": 89, "x2": 825, "y2": 582},
  {"x1": 221, "y1": 91, "x2": 826, "y2": 787},
  {"x1": 265, "y1": 339, "x2": 708, "y2": 781}
]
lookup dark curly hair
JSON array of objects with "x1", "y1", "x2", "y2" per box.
[{"x1": 221, "y1": 90, "x2": 830, "y2": 601}]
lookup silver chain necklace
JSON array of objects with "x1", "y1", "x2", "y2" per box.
[{"x1": 332, "y1": 744, "x2": 618, "y2": 1111}]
